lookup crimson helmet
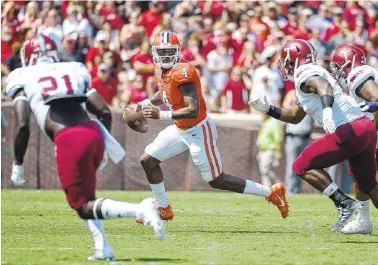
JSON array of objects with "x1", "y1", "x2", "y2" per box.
[
  {"x1": 151, "y1": 31, "x2": 181, "y2": 69},
  {"x1": 278, "y1": 39, "x2": 316, "y2": 81},
  {"x1": 20, "y1": 34, "x2": 58, "y2": 67},
  {"x1": 331, "y1": 45, "x2": 367, "y2": 81}
]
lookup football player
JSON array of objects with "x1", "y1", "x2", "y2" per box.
[
  {"x1": 6, "y1": 34, "x2": 165, "y2": 261},
  {"x1": 330, "y1": 45, "x2": 378, "y2": 234},
  {"x1": 249, "y1": 39, "x2": 378, "y2": 232},
  {"x1": 127, "y1": 31, "x2": 289, "y2": 222}
]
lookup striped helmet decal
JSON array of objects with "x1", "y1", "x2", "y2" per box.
[{"x1": 161, "y1": 31, "x2": 170, "y2": 44}]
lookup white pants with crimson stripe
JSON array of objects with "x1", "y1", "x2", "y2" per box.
[{"x1": 145, "y1": 116, "x2": 222, "y2": 181}]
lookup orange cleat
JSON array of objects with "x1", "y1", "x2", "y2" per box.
[
  {"x1": 265, "y1": 183, "x2": 289, "y2": 218},
  {"x1": 136, "y1": 203, "x2": 174, "y2": 223}
]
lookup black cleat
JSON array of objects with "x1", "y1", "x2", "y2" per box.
[{"x1": 331, "y1": 200, "x2": 362, "y2": 232}]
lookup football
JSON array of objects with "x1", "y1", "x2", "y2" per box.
[{"x1": 122, "y1": 105, "x2": 148, "y2": 133}]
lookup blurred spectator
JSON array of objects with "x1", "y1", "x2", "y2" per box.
[
  {"x1": 1, "y1": 1, "x2": 20, "y2": 33},
  {"x1": 151, "y1": 12, "x2": 173, "y2": 42},
  {"x1": 90, "y1": 64, "x2": 119, "y2": 106},
  {"x1": 235, "y1": 41, "x2": 259, "y2": 75},
  {"x1": 58, "y1": 34, "x2": 81, "y2": 62},
  {"x1": 1, "y1": 24, "x2": 20, "y2": 65},
  {"x1": 248, "y1": 5, "x2": 270, "y2": 45},
  {"x1": 63, "y1": 5, "x2": 92, "y2": 38},
  {"x1": 322, "y1": 7, "x2": 343, "y2": 42},
  {"x1": 138, "y1": 1, "x2": 165, "y2": 37},
  {"x1": 343, "y1": 0, "x2": 368, "y2": 31},
  {"x1": 250, "y1": 47, "x2": 283, "y2": 108},
  {"x1": 179, "y1": 34, "x2": 205, "y2": 68},
  {"x1": 207, "y1": 42, "x2": 232, "y2": 99},
  {"x1": 220, "y1": 67, "x2": 249, "y2": 114},
  {"x1": 256, "y1": 114, "x2": 283, "y2": 186},
  {"x1": 281, "y1": 7, "x2": 298, "y2": 36},
  {"x1": 19, "y1": 1, "x2": 41, "y2": 34},
  {"x1": 38, "y1": 9, "x2": 64, "y2": 50},
  {"x1": 282, "y1": 90, "x2": 313, "y2": 194},
  {"x1": 86, "y1": 31, "x2": 121, "y2": 70},
  {"x1": 98, "y1": 2, "x2": 124, "y2": 30},
  {"x1": 119, "y1": 11, "x2": 140, "y2": 52},
  {"x1": 131, "y1": 38, "x2": 154, "y2": 87},
  {"x1": 121, "y1": 74, "x2": 151, "y2": 105}
]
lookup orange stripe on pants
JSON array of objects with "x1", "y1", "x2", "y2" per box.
[
  {"x1": 206, "y1": 121, "x2": 221, "y2": 176},
  {"x1": 202, "y1": 124, "x2": 216, "y2": 179}
]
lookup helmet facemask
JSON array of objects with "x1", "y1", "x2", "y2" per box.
[
  {"x1": 152, "y1": 45, "x2": 181, "y2": 69},
  {"x1": 278, "y1": 57, "x2": 297, "y2": 81}
]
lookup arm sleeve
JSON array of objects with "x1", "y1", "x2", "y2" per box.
[{"x1": 6, "y1": 69, "x2": 25, "y2": 98}]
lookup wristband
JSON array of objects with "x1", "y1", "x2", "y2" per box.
[
  {"x1": 366, "y1": 101, "x2": 378, "y2": 113},
  {"x1": 266, "y1": 105, "x2": 282, "y2": 119},
  {"x1": 13, "y1": 96, "x2": 28, "y2": 105},
  {"x1": 159, "y1": 111, "x2": 173, "y2": 120},
  {"x1": 137, "y1": 99, "x2": 152, "y2": 110},
  {"x1": 320, "y1": 95, "x2": 334, "y2": 109}
]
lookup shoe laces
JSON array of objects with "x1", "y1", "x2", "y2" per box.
[{"x1": 337, "y1": 205, "x2": 350, "y2": 222}]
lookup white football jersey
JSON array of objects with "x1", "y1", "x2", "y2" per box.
[
  {"x1": 294, "y1": 64, "x2": 363, "y2": 130},
  {"x1": 346, "y1": 65, "x2": 378, "y2": 121},
  {"x1": 6, "y1": 62, "x2": 91, "y2": 132}
]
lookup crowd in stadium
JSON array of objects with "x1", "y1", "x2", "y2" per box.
[{"x1": 1, "y1": 0, "x2": 378, "y2": 193}]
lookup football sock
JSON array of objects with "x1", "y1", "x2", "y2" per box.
[
  {"x1": 356, "y1": 200, "x2": 370, "y2": 221},
  {"x1": 83, "y1": 219, "x2": 108, "y2": 251},
  {"x1": 93, "y1": 198, "x2": 139, "y2": 219},
  {"x1": 149, "y1": 181, "x2": 169, "y2": 207},
  {"x1": 323, "y1": 183, "x2": 350, "y2": 206},
  {"x1": 243, "y1": 179, "x2": 271, "y2": 197}
]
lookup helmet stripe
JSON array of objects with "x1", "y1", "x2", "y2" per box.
[{"x1": 37, "y1": 33, "x2": 46, "y2": 52}]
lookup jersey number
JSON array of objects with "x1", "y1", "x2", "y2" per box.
[
  {"x1": 39, "y1": 75, "x2": 74, "y2": 100},
  {"x1": 181, "y1": 68, "x2": 188, "y2": 78}
]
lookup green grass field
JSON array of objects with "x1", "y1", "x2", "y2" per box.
[{"x1": 2, "y1": 190, "x2": 378, "y2": 265}]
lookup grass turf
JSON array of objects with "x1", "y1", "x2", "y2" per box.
[{"x1": 2, "y1": 190, "x2": 378, "y2": 265}]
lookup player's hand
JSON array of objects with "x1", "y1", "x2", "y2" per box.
[
  {"x1": 248, "y1": 96, "x2": 269, "y2": 113},
  {"x1": 11, "y1": 163, "x2": 25, "y2": 186},
  {"x1": 322, "y1": 107, "x2": 336, "y2": 134},
  {"x1": 142, "y1": 105, "x2": 160, "y2": 119}
]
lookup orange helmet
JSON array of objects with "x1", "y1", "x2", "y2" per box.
[{"x1": 151, "y1": 31, "x2": 181, "y2": 69}]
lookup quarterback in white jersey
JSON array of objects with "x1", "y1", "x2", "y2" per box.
[
  {"x1": 330, "y1": 45, "x2": 378, "y2": 234},
  {"x1": 250, "y1": 39, "x2": 378, "y2": 232},
  {"x1": 6, "y1": 34, "x2": 164, "y2": 261}
]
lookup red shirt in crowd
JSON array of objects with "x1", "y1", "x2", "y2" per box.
[
  {"x1": 199, "y1": 0, "x2": 225, "y2": 20},
  {"x1": 281, "y1": 22, "x2": 298, "y2": 36},
  {"x1": 99, "y1": 6, "x2": 123, "y2": 29},
  {"x1": 222, "y1": 79, "x2": 248, "y2": 111},
  {"x1": 181, "y1": 48, "x2": 196, "y2": 62},
  {"x1": 127, "y1": 86, "x2": 148, "y2": 103},
  {"x1": 131, "y1": 52, "x2": 154, "y2": 86},
  {"x1": 86, "y1": 47, "x2": 121, "y2": 66},
  {"x1": 322, "y1": 22, "x2": 341, "y2": 42},
  {"x1": 138, "y1": 9, "x2": 161, "y2": 36},
  {"x1": 91, "y1": 76, "x2": 118, "y2": 105},
  {"x1": 342, "y1": 4, "x2": 368, "y2": 31},
  {"x1": 292, "y1": 28, "x2": 310, "y2": 40},
  {"x1": 1, "y1": 36, "x2": 19, "y2": 64}
]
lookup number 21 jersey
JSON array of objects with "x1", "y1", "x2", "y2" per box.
[
  {"x1": 154, "y1": 61, "x2": 207, "y2": 130},
  {"x1": 6, "y1": 62, "x2": 90, "y2": 131}
]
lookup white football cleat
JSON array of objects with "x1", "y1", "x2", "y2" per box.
[
  {"x1": 88, "y1": 244, "x2": 115, "y2": 261},
  {"x1": 137, "y1": 198, "x2": 166, "y2": 241},
  {"x1": 11, "y1": 164, "x2": 25, "y2": 186},
  {"x1": 341, "y1": 219, "x2": 373, "y2": 234}
]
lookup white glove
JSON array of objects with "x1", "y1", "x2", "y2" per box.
[
  {"x1": 322, "y1": 107, "x2": 336, "y2": 134},
  {"x1": 99, "y1": 151, "x2": 109, "y2": 170},
  {"x1": 11, "y1": 164, "x2": 25, "y2": 186},
  {"x1": 248, "y1": 96, "x2": 269, "y2": 113}
]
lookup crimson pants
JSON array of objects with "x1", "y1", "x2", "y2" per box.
[
  {"x1": 54, "y1": 121, "x2": 104, "y2": 209},
  {"x1": 293, "y1": 117, "x2": 377, "y2": 193}
]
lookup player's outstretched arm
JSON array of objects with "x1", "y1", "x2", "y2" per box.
[
  {"x1": 249, "y1": 96, "x2": 306, "y2": 124},
  {"x1": 302, "y1": 76, "x2": 336, "y2": 133},
  {"x1": 357, "y1": 79, "x2": 378, "y2": 102},
  {"x1": 86, "y1": 90, "x2": 112, "y2": 132},
  {"x1": 13, "y1": 91, "x2": 31, "y2": 165}
]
